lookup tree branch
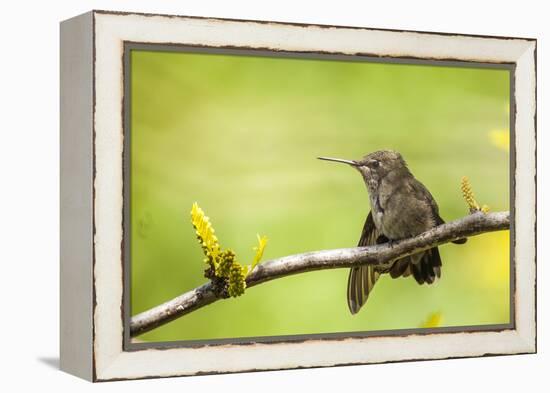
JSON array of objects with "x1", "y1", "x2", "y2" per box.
[{"x1": 130, "y1": 211, "x2": 510, "y2": 337}]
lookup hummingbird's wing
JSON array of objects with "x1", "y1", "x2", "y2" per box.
[
  {"x1": 347, "y1": 211, "x2": 384, "y2": 314},
  {"x1": 410, "y1": 178, "x2": 467, "y2": 244}
]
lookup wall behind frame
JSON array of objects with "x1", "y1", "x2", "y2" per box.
[{"x1": 59, "y1": 11, "x2": 94, "y2": 381}]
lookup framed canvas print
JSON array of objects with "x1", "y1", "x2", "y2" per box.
[{"x1": 60, "y1": 10, "x2": 537, "y2": 381}]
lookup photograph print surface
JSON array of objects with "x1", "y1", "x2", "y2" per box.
[{"x1": 127, "y1": 46, "x2": 511, "y2": 344}]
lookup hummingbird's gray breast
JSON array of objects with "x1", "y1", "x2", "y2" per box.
[
  {"x1": 369, "y1": 175, "x2": 437, "y2": 240},
  {"x1": 368, "y1": 194, "x2": 385, "y2": 231}
]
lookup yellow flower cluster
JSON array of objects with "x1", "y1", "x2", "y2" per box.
[
  {"x1": 216, "y1": 249, "x2": 235, "y2": 278},
  {"x1": 228, "y1": 263, "x2": 247, "y2": 297},
  {"x1": 190, "y1": 202, "x2": 268, "y2": 298}
]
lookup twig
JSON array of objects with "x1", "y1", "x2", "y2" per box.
[{"x1": 130, "y1": 211, "x2": 510, "y2": 337}]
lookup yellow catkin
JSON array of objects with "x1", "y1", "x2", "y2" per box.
[
  {"x1": 191, "y1": 203, "x2": 220, "y2": 263},
  {"x1": 190, "y1": 202, "x2": 269, "y2": 297},
  {"x1": 228, "y1": 263, "x2": 247, "y2": 297},
  {"x1": 216, "y1": 249, "x2": 235, "y2": 278},
  {"x1": 461, "y1": 176, "x2": 480, "y2": 212}
]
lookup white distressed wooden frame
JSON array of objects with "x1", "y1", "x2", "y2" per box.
[{"x1": 60, "y1": 10, "x2": 536, "y2": 382}]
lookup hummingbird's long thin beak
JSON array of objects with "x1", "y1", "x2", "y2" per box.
[{"x1": 317, "y1": 156, "x2": 358, "y2": 166}]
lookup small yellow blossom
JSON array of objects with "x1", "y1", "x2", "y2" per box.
[
  {"x1": 421, "y1": 312, "x2": 443, "y2": 328},
  {"x1": 489, "y1": 129, "x2": 509, "y2": 152}
]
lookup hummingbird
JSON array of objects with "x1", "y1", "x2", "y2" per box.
[{"x1": 318, "y1": 150, "x2": 466, "y2": 314}]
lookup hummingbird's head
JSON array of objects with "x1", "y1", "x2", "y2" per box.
[{"x1": 318, "y1": 150, "x2": 408, "y2": 189}]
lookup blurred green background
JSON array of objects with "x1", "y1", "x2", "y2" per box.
[{"x1": 130, "y1": 49, "x2": 510, "y2": 343}]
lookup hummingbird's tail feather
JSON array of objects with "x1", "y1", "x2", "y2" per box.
[
  {"x1": 410, "y1": 247, "x2": 442, "y2": 285},
  {"x1": 347, "y1": 265, "x2": 380, "y2": 314},
  {"x1": 390, "y1": 251, "x2": 423, "y2": 279},
  {"x1": 389, "y1": 257, "x2": 410, "y2": 278}
]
